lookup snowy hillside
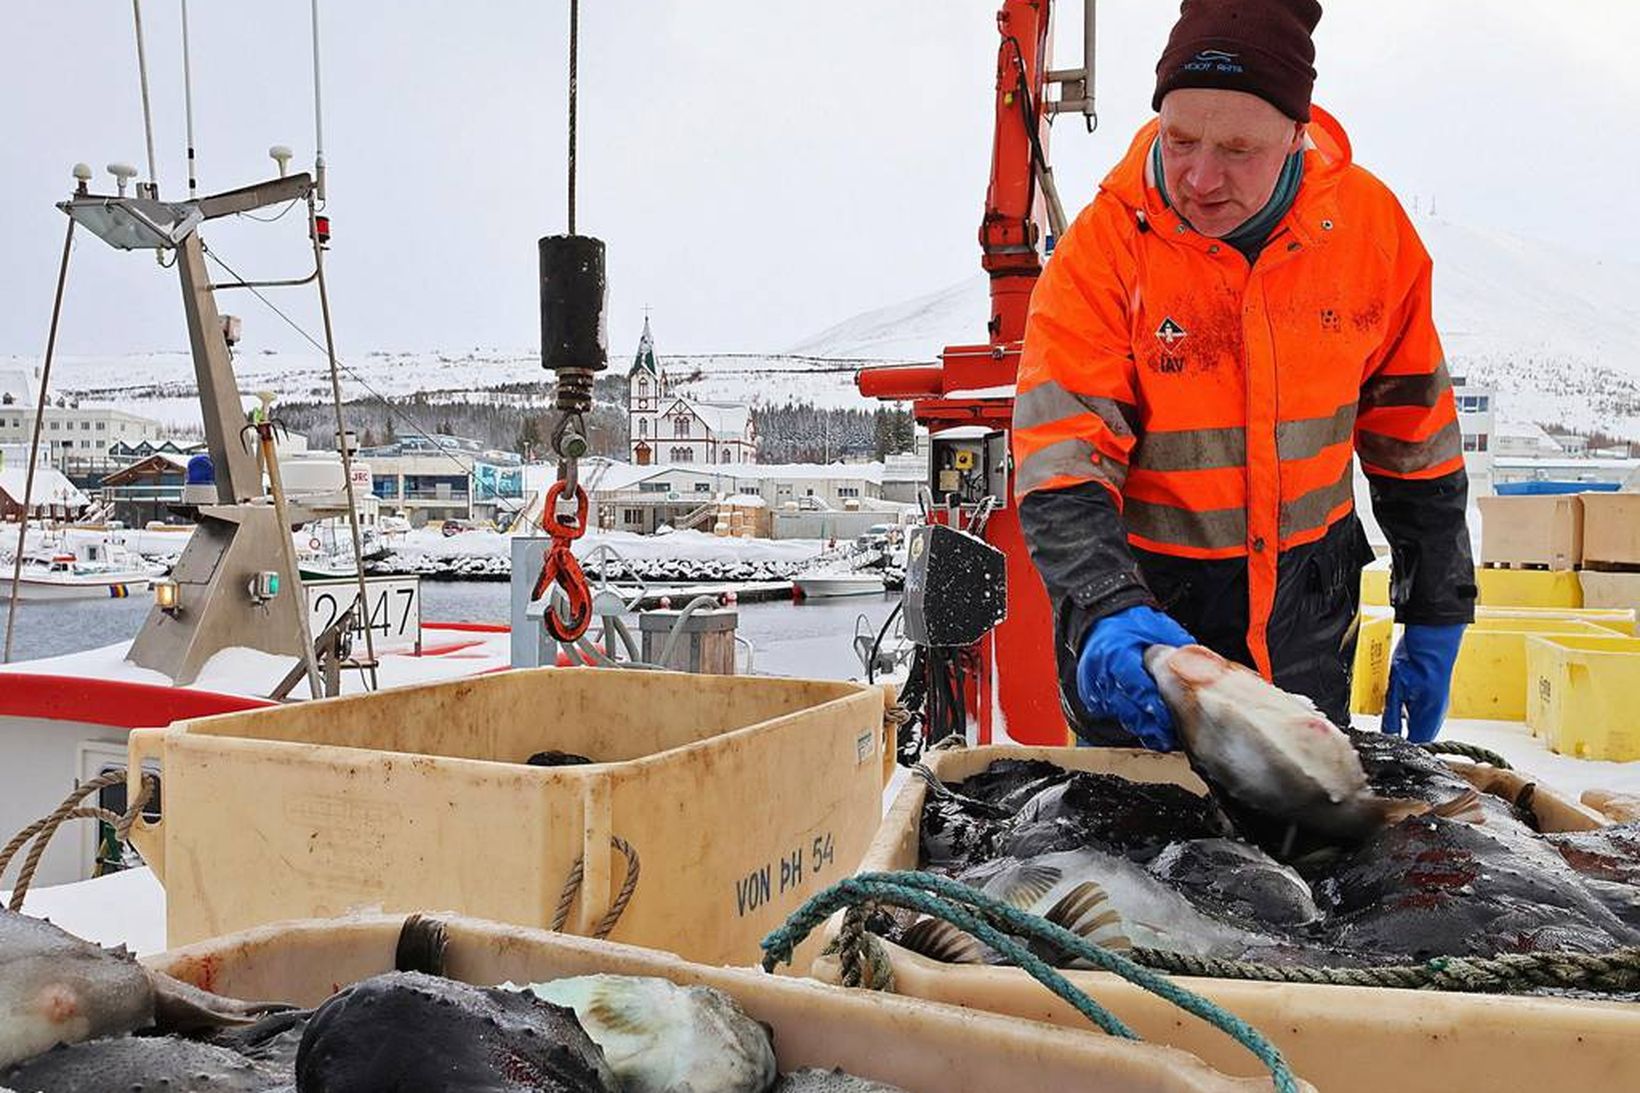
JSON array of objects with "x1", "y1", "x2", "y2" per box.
[{"x1": 11, "y1": 211, "x2": 1640, "y2": 435}]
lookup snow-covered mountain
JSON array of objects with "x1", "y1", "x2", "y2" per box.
[{"x1": 11, "y1": 211, "x2": 1640, "y2": 434}]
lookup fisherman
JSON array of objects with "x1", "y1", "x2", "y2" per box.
[{"x1": 1013, "y1": 0, "x2": 1474, "y2": 750}]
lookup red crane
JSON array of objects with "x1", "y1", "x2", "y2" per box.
[{"x1": 858, "y1": 0, "x2": 1093, "y2": 746}]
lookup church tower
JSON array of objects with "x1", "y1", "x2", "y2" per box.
[{"x1": 627, "y1": 316, "x2": 664, "y2": 465}]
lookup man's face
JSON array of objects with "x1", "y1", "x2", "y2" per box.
[{"x1": 1157, "y1": 88, "x2": 1305, "y2": 239}]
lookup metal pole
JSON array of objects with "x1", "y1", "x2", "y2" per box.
[
  {"x1": 567, "y1": 0, "x2": 578, "y2": 234},
  {"x1": 310, "y1": 197, "x2": 377, "y2": 689},
  {"x1": 180, "y1": 0, "x2": 197, "y2": 197},
  {"x1": 131, "y1": 0, "x2": 159, "y2": 194},
  {"x1": 4, "y1": 220, "x2": 75, "y2": 663},
  {"x1": 256, "y1": 414, "x2": 324, "y2": 699}
]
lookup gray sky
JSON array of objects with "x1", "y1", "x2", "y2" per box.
[{"x1": 1, "y1": 1, "x2": 1635, "y2": 361}]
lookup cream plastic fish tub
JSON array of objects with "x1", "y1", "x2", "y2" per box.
[
  {"x1": 127, "y1": 668, "x2": 891, "y2": 960},
  {"x1": 145, "y1": 912, "x2": 1294, "y2": 1093},
  {"x1": 813, "y1": 745, "x2": 1638, "y2": 1093}
]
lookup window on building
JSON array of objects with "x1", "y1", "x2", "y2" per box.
[
  {"x1": 721, "y1": 450, "x2": 732, "y2": 464},
  {"x1": 48, "y1": 421, "x2": 57, "y2": 431},
  {"x1": 96, "y1": 421, "x2": 106, "y2": 430},
  {"x1": 638, "y1": 418, "x2": 648, "y2": 437},
  {"x1": 639, "y1": 481, "x2": 671, "y2": 493},
  {"x1": 694, "y1": 482, "x2": 711, "y2": 493},
  {"x1": 673, "y1": 417, "x2": 689, "y2": 438},
  {"x1": 639, "y1": 377, "x2": 649, "y2": 396},
  {"x1": 1462, "y1": 434, "x2": 1490, "y2": 453},
  {"x1": 670, "y1": 446, "x2": 692, "y2": 463},
  {"x1": 838, "y1": 486, "x2": 859, "y2": 498},
  {"x1": 622, "y1": 508, "x2": 643, "y2": 524},
  {"x1": 1456, "y1": 394, "x2": 1492, "y2": 414},
  {"x1": 80, "y1": 439, "x2": 91, "y2": 449},
  {"x1": 81, "y1": 421, "x2": 90, "y2": 430}
]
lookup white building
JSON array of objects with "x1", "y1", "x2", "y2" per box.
[
  {"x1": 0, "y1": 367, "x2": 163, "y2": 460},
  {"x1": 626, "y1": 319, "x2": 757, "y2": 467}
]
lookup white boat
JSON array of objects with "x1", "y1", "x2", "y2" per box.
[
  {"x1": 794, "y1": 572, "x2": 887, "y2": 598},
  {"x1": 0, "y1": 540, "x2": 152, "y2": 602}
]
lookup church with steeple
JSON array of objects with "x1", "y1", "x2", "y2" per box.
[{"x1": 626, "y1": 317, "x2": 757, "y2": 467}]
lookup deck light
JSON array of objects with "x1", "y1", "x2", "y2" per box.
[
  {"x1": 248, "y1": 571, "x2": 281, "y2": 604},
  {"x1": 154, "y1": 578, "x2": 181, "y2": 615}
]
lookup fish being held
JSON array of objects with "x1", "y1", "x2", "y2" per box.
[
  {"x1": 1144, "y1": 644, "x2": 1483, "y2": 841},
  {"x1": 0, "y1": 908, "x2": 287, "y2": 1069},
  {"x1": 517, "y1": 975, "x2": 777, "y2": 1093}
]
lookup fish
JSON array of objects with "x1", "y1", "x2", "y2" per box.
[
  {"x1": 293, "y1": 971, "x2": 619, "y2": 1093},
  {"x1": 1145, "y1": 838, "x2": 1321, "y2": 927},
  {"x1": 1321, "y1": 814, "x2": 1640, "y2": 961},
  {"x1": 518, "y1": 976, "x2": 777, "y2": 1093},
  {"x1": 773, "y1": 1068, "x2": 909, "y2": 1092},
  {"x1": 900, "y1": 847, "x2": 1276, "y2": 965},
  {"x1": 1144, "y1": 644, "x2": 1484, "y2": 842},
  {"x1": 0, "y1": 908, "x2": 286, "y2": 1069},
  {"x1": 998, "y1": 770, "x2": 1232, "y2": 861},
  {"x1": 1542, "y1": 823, "x2": 1640, "y2": 929},
  {"x1": 1, "y1": 1035, "x2": 280, "y2": 1092},
  {"x1": 950, "y1": 758, "x2": 1074, "y2": 813}
]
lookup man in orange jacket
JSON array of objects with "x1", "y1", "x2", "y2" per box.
[{"x1": 1014, "y1": 0, "x2": 1475, "y2": 750}]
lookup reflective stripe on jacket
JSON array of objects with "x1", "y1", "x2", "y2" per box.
[{"x1": 1014, "y1": 106, "x2": 1473, "y2": 682}]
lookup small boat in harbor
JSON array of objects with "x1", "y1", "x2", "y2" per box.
[
  {"x1": 794, "y1": 572, "x2": 887, "y2": 599},
  {"x1": 0, "y1": 541, "x2": 152, "y2": 601}
]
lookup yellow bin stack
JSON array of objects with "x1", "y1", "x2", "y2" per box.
[
  {"x1": 1526, "y1": 633, "x2": 1640, "y2": 759},
  {"x1": 126, "y1": 668, "x2": 890, "y2": 957},
  {"x1": 1448, "y1": 617, "x2": 1623, "y2": 720}
]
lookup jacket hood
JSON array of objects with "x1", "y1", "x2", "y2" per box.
[{"x1": 1099, "y1": 104, "x2": 1353, "y2": 217}]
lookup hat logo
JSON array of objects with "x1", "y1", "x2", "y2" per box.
[
  {"x1": 1155, "y1": 317, "x2": 1189, "y2": 347},
  {"x1": 1183, "y1": 49, "x2": 1245, "y2": 74}
]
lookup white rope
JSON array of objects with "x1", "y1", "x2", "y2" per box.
[{"x1": 131, "y1": 0, "x2": 159, "y2": 193}]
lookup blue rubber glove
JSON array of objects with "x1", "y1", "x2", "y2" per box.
[
  {"x1": 1076, "y1": 605, "x2": 1197, "y2": 751},
  {"x1": 1382, "y1": 623, "x2": 1467, "y2": 744}
]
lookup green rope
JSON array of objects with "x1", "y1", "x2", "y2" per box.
[
  {"x1": 1423, "y1": 739, "x2": 1512, "y2": 769},
  {"x1": 1129, "y1": 945, "x2": 1640, "y2": 994},
  {"x1": 761, "y1": 871, "x2": 1300, "y2": 1093}
]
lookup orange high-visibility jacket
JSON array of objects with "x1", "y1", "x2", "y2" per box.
[{"x1": 1015, "y1": 106, "x2": 1468, "y2": 682}]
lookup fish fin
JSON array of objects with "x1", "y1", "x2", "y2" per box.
[
  {"x1": 995, "y1": 863, "x2": 1063, "y2": 911},
  {"x1": 395, "y1": 913, "x2": 449, "y2": 976},
  {"x1": 1432, "y1": 788, "x2": 1486, "y2": 825},
  {"x1": 150, "y1": 970, "x2": 296, "y2": 1032},
  {"x1": 899, "y1": 918, "x2": 985, "y2": 964},
  {"x1": 1163, "y1": 644, "x2": 1232, "y2": 686},
  {"x1": 1043, "y1": 881, "x2": 1132, "y2": 953},
  {"x1": 1373, "y1": 789, "x2": 1486, "y2": 827}
]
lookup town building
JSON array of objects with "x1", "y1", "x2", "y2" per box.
[
  {"x1": 626, "y1": 319, "x2": 757, "y2": 466},
  {"x1": 0, "y1": 367, "x2": 164, "y2": 465},
  {"x1": 360, "y1": 434, "x2": 524, "y2": 526}
]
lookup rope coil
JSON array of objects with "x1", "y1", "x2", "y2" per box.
[
  {"x1": 1423, "y1": 739, "x2": 1512, "y2": 770},
  {"x1": 550, "y1": 835, "x2": 640, "y2": 940},
  {"x1": 1, "y1": 769, "x2": 157, "y2": 910}
]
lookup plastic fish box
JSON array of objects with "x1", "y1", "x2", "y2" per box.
[
  {"x1": 1362, "y1": 563, "x2": 1584, "y2": 610},
  {"x1": 1476, "y1": 604, "x2": 1637, "y2": 635},
  {"x1": 1580, "y1": 493, "x2": 1640, "y2": 569},
  {"x1": 1348, "y1": 614, "x2": 1394, "y2": 716},
  {"x1": 126, "y1": 668, "x2": 892, "y2": 958},
  {"x1": 1525, "y1": 634, "x2": 1640, "y2": 761},
  {"x1": 1579, "y1": 570, "x2": 1640, "y2": 613},
  {"x1": 1449, "y1": 617, "x2": 1619, "y2": 720},
  {"x1": 1478, "y1": 494, "x2": 1584, "y2": 569},
  {"x1": 815, "y1": 745, "x2": 1638, "y2": 1093},
  {"x1": 146, "y1": 912, "x2": 1288, "y2": 1093}
]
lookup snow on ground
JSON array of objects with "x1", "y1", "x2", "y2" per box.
[
  {"x1": 399, "y1": 526, "x2": 825, "y2": 565},
  {"x1": 3, "y1": 866, "x2": 168, "y2": 955}
]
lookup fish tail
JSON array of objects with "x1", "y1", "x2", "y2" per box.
[
  {"x1": 1044, "y1": 882, "x2": 1132, "y2": 953},
  {"x1": 395, "y1": 913, "x2": 450, "y2": 976},
  {"x1": 1432, "y1": 787, "x2": 1486, "y2": 825},
  {"x1": 898, "y1": 917, "x2": 985, "y2": 964}
]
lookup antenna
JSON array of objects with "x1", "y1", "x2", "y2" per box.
[
  {"x1": 108, "y1": 163, "x2": 138, "y2": 196},
  {"x1": 310, "y1": 0, "x2": 327, "y2": 202},
  {"x1": 270, "y1": 145, "x2": 294, "y2": 177},
  {"x1": 130, "y1": 0, "x2": 159, "y2": 196},
  {"x1": 180, "y1": 0, "x2": 198, "y2": 197}
]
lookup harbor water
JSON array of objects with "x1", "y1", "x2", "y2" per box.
[{"x1": 0, "y1": 583, "x2": 901, "y2": 682}]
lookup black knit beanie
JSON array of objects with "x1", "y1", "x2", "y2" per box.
[{"x1": 1152, "y1": 0, "x2": 1322, "y2": 122}]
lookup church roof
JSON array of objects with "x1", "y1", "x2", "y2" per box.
[{"x1": 628, "y1": 316, "x2": 660, "y2": 377}]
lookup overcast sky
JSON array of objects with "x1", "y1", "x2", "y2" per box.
[{"x1": 1, "y1": 1, "x2": 1634, "y2": 362}]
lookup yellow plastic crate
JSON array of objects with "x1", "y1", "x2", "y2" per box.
[
  {"x1": 1361, "y1": 566, "x2": 1584, "y2": 610},
  {"x1": 1525, "y1": 634, "x2": 1640, "y2": 761},
  {"x1": 128, "y1": 669, "x2": 889, "y2": 957},
  {"x1": 1476, "y1": 605, "x2": 1637, "y2": 635},
  {"x1": 1350, "y1": 614, "x2": 1394, "y2": 715},
  {"x1": 1450, "y1": 618, "x2": 1617, "y2": 721}
]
